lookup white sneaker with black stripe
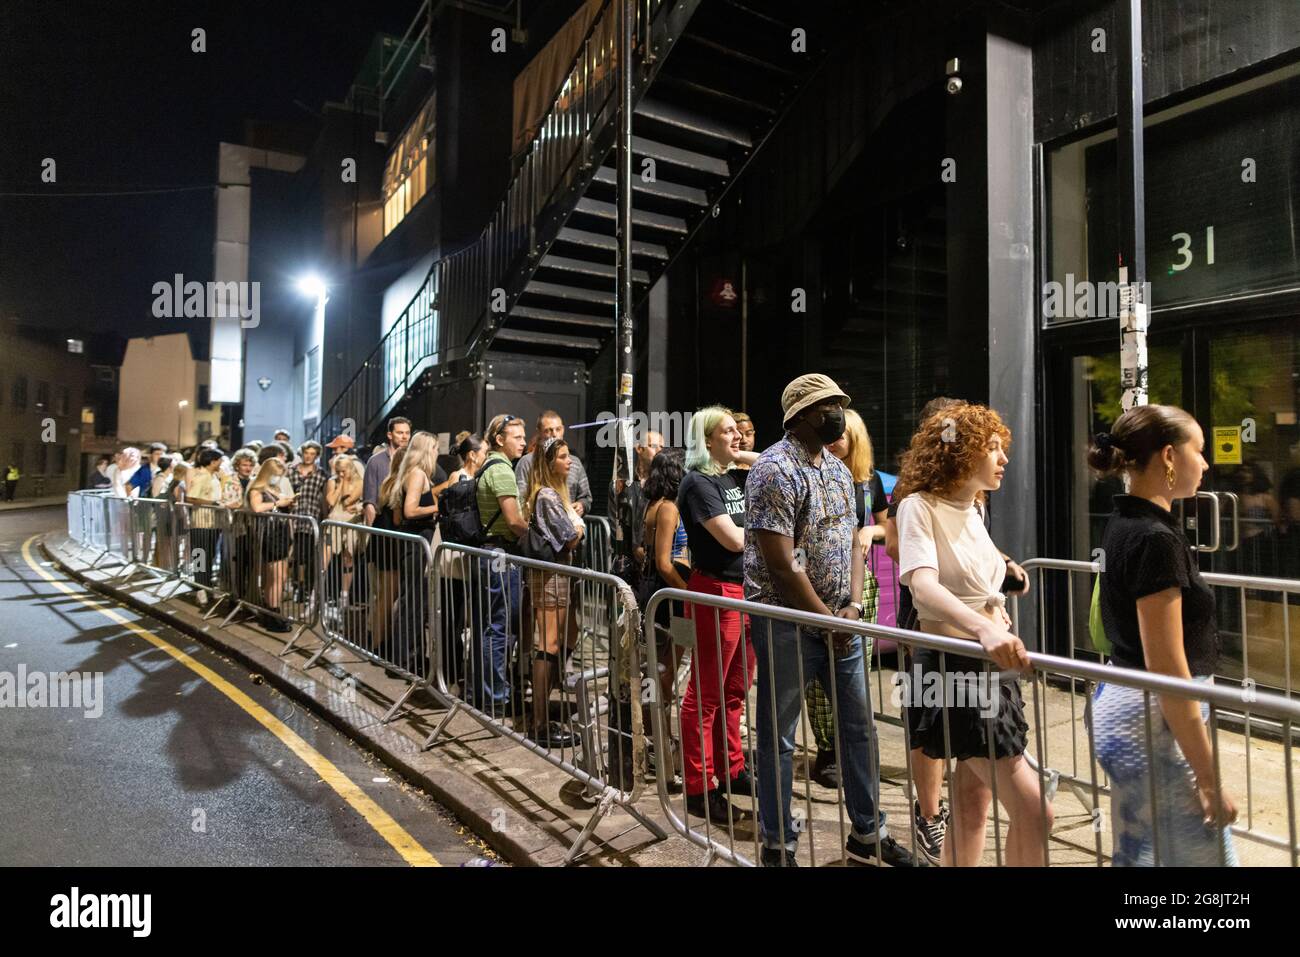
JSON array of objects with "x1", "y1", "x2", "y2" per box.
[{"x1": 913, "y1": 799, "x2": 949, "y2": 866}]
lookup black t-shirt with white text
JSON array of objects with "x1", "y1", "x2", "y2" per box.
[{"x1": 678, "y1": 469, "x2": 746, "y2": 582}]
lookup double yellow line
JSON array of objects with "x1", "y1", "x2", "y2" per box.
[{"x1": 21, "y1": 536, "x2": 439, "y2": 866}]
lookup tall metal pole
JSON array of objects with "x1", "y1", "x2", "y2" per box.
[
  {"x1": 1117, "y1": 0, "x2": 1148, "y2": 411},
  {"x1": 615, "y1": 0, "x2": 635, "y2": 501}
]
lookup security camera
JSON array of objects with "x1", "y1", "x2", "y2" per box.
[
  {"x1": 946, "y1": 76, "x2": 963, "y2": 95},
  {"x1": 945, "y1": 57, "x2": 962, "y2": 95}
]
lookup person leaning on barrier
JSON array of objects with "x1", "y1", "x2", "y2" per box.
[
  {"x1": 245, "y1": 457, "x2": 297, "y2": 633},
  {"x1": 1087, "y1": 405, "x2": 1239, "y2": 866},
  {"x1": 521, "y1": 437, "x2": 585, "y2": 749},
  {"x1": 895, "y1": 401, "x2": 1049, "y2": 867},
  {"x1": 472, "y1": 414, "x2": 529, "y2": 712},
  {"x1": 744, "y1": 375, "x2": 914, "y2": 867}
]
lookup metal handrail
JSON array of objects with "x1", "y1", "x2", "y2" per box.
[
  {"x1": 643, "y1": 585, "x2": 1300, "y2": 867},
  {"x1": 315, "y1": 0, "x2": 676, "y2": 444}
]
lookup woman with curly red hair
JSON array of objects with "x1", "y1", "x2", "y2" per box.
[{"x1": 894, "y1": 402, "x2": 1052, "y2": 865}]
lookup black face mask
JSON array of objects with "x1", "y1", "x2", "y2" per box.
[{"x1": 811, "y1": 409, "x2": 845, "y2": 444}]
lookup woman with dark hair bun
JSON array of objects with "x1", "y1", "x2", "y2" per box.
[{"x1": 1087, "y1": 403, "x2": 1238, "y2": 866}]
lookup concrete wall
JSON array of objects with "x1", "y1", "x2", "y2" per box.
[{"x1": 118, "y1": 335, "x2": 200, "y2": 447}]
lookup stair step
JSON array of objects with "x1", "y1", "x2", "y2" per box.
[
  {"x1": 631, "y1": 136, "x2": 730, "y2": 177},
  {"x1": 557, "y1": 226, "x2": 669, "y2": 260},
  {"x1": 509, "y1": 305, "x2": 616, "y2": 329},
  {"x1": 680, "y1": 33, "x2": 797, "y2": 78},
  {"x1": 634, "y1": 97, "x2": 753, "y2": 148},
  {"x1": 574, "y1": 197, "x2": 688, "y2": 234},
  {"x1": 720, "y1": 0, "x2": 801, "y2": 32},
  {"x1": 523, "y1": 280, "x2": 616, "y2": 306},
  {"x1": 540, "y1": 254, "x2": 650, "y2": 283},
  {"x1": 494, "y1": 328, "x2": 603, "y2": 351},
  {"x1": 654, "y1": 75, "x2": 777, "y2": 118},
  {"x1": 593, "y1": 167, "x2": 708, "y2": 206}
]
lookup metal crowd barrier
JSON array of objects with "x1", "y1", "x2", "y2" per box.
[
  {"x1": 218, "y1": 510, "x2": 321, "y2": 651},
  {"x1": 577, "y1": 514, "x2": 614, "y2": 574},
  {"x1": 66, "y1": 490, "x2": 104, "y2": 555},
  {"x1": 306, "y1": 520, "x2": 433, "y2": 721},
  {"x1": 428, "y1": 540, "x2": 666, "y2": 864},
  {"x1": 643, "y1": 586, "x2": 1300, "y2": 868},
  {"x1": 117, "y1": 498, "x2": 182, "y2": 594},
  {"x1": 168, "y1": 501, "x2": 234, "y2": 618},
  {"x1": 1011, "y1": 556, "x2": 1300, "y2": 856}
]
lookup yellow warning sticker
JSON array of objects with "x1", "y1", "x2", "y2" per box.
[{"x1": 1213, "y1": 426, "x2": 1242, "y2": 465}]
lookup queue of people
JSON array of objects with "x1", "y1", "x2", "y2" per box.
[{"x1": 82, "y1": 389, "x2": 1238, "y2": 870}]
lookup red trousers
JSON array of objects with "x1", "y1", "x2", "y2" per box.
[{"x1": 681, "y1": 571, "x2": 754, "y2": 796}]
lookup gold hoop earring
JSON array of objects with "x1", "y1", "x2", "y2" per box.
[{"x1": 1166, "y1": 465, "x2": 1176, "y2": 490}]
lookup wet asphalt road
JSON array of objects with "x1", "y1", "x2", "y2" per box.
[{"x1": 0, "y1": 506, "x2": 494, "y2": 867}]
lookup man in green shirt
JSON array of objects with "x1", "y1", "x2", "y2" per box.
[
  {"x1": 473, "y1": 414, "x2": 529, "y2": 712},
  {"x1": 4, "y1": 464, "x2": 20, "y2": 501}
]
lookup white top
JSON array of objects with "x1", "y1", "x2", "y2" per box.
[{"x1": 897, "y1": 492, "x2": 1005, "y2": 622}]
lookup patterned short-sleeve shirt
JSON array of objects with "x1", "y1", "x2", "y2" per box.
[{"x1": 743, "y1": 433, "x2": 856, "y2": 610}]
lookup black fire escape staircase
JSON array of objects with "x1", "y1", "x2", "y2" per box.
[{"x1": 315, "y1": 0, "x2": 849, "y2": 444}]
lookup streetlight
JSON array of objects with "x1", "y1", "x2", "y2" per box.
[
  {"x1": 296, "y1": 274, "x2": 329, "y2": 430},
  {"x1": 177, "y1": 399, "x2": 189, "y2": 449},
  {"x1": 296, "y1": 274, "x2": 328, "y2": 303}
]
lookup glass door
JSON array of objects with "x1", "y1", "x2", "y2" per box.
[
  {"x1": 1044, "y1": 335, "x2": 1184, "y2": 657},
  {"x1": 1193, "y1": 319, "x2": 1300, "y2": 693},
  {"x1": 1048, "y1": 318, "x2": 1300, "y2": 691}
]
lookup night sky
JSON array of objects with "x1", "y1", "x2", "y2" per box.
[{"x1": 0, "y1": 0, "x2": 418, "y2": 345}]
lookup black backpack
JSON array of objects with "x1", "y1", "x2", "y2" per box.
[{"x1": 438, "y1": 457, "x2": 511, "y2": 546}]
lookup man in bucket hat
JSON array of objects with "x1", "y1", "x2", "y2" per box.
[{"x1": 744, "y1": 373, "x2": 917, "y2": 867}]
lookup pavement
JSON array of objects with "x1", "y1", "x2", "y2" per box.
[{"x1": 13, "y1": 503, "x2": 1298, "y2": 867}]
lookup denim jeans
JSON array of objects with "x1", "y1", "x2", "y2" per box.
[
  {"x1": 470, "y1": 556, "x2": 521, "y2": 708},
  {"x1": 755, "y1": 618, "x2": 886, "y2": 849}
]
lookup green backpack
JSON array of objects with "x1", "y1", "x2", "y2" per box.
[{"x1": 1088, "y1": 576, "x2": 1112, "y2": 656}]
